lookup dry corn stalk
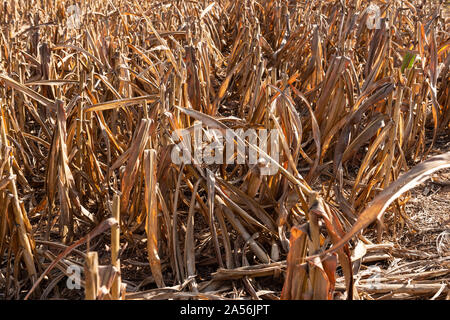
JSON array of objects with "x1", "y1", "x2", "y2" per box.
[
  {"x1": 0, "y1": 0, "x2": 447, "y2": 300},
  {"x1": 85, "y1": 251, "x2": 99, "y2": 300}
]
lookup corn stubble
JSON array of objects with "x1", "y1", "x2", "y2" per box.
[{"x1": 0, "y1": 0, "x2": 448, "y2": 300}]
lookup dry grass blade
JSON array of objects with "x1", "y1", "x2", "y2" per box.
[
  {"x1": 0, "y1": 75, "x2": 55, "y2": 111},
  {"x1": 309, "y1": 152, "x2": 450, "y2": 261},
  {"x1": 144, "y1": 149, "x2": 165, "y2": 288},
  {"x1": 84, "y1": 96, "x2": 158, "y2": 112},
  {"x1": 206, "y1": 169, "x2": 223, "y2": 268}
]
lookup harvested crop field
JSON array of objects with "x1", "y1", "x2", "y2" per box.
[{"x1": 0, "y1": 0, "x2": 449, "y2": 300}]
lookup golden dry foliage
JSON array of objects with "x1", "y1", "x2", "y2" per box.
[{"x1": 0, "y1": 0, "x2": 448, "y2": 300}]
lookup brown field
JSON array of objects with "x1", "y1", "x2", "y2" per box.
[{"x1": 0, "y1": 0, "x2": 449, "y2": 300}]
